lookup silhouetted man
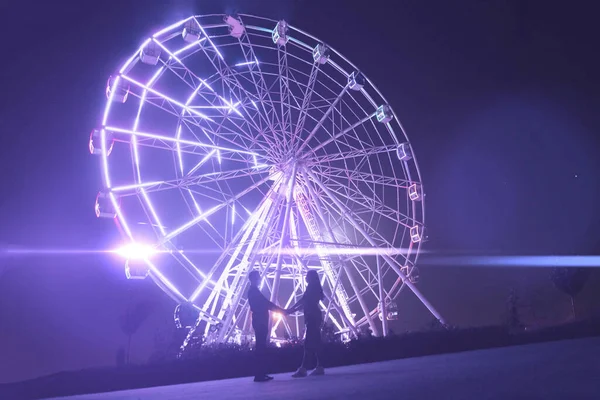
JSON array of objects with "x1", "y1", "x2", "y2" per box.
[{"x1": 247, "y1": 270, "x2": 283, "y2": 382}]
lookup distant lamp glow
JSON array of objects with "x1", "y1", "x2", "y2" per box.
[{"x1": 116, "y1": 242, "x2": 156, "y2": 260}]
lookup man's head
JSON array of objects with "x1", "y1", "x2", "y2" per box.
[{"x1": 249, "y1": 270, "x2": 260, "y2": 286}]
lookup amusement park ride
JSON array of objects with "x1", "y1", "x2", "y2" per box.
[{"x1": 90, "y1": 13, "x2": 445, "y2": 351}]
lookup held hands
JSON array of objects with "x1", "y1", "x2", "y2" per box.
[{"x1": 275, "y1": 306, "x2": 295, "y2": 315}]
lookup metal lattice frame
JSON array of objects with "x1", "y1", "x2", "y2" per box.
[{"x1": 93, "y1": 14, "x2": 445, "y2": 348}]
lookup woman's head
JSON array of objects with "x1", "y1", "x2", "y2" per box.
[
  {"x1": 305, "y1": 270, "x2": 323, "y2": 300},
  {"x1": 306, "y1": 270, "x2": 320, "y2": 286}
]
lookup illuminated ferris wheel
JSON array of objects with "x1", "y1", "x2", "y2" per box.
[{"x1": 90, "y1": 13, "x2": 445, "y2": 347}]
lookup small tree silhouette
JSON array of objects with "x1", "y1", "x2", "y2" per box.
[
  {"x1": 119, "y1": 301, "x2": 155, "y2": 364},
  {"x1": 550, "y1": 267, "x2": 591, "y2": 319}
]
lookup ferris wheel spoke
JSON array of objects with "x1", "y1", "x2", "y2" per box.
[
  {"x1": 121, "y1": 75, "x2": 214, "y2": 121},
  {"x1": 298, "y1": 169, "x2": 379, "y2": 335},
  {"x1": 114, "y1": 175, "x2": 228, "y2": 208},
  {"x1": 310, "y1": 169, "x2": 415, "y2": 229},
  {"x1": 276, "y1": 44, "x2": 296, "y2": 153},
  {"x1": 300, "y1": 111, "x2": 377, "y2": 159},
  {"x1": 180, "y1": 189, "x2": 226, "y2": 247},
  {"x1": 344, "y1": 256, "x2": 382, "y2": 301},
  {"x1": 178, "y1": 28, "x2": 282, "y2": 155},
  {"x1": 271, "y1": 278, "x2": 304, "y2": 333},
  {"x1": 184, "y1": 164, "x2": 270, "y2": 187},
  {"x1": 312, "y1": 163, "x2": 412, "y2": 189},
  {"x1": 295, "y1": 83, "x2": 349, "y2": 155},
  {"x1": 291, "y1": 255, "x2": 347, "y2": 334},
  {"x1": 324, "y1": 180, "x2": 408, "y2": 228},
  {"x1": 310, "y1": 143, "x2": 398, "y2": 165},
  {"x1": 107, "y1": 125, "x2": 257, "y2": 157},
  {"x1": 221, "y1": 80, "x2": 284, "y2": 152},
  {"x1": 213, "y1": 67, "x2": 284, "y2": 152},
  {"x1": 304, "y1": 168, "x2": 445, "y2": 325},
  {"x1": 152, "y1": 37, "x2": 208, "y2": 90},
  {"x1": 316, "y1": 186, "x2": 408, "y2": 254},
  {"x1": 258, "y1": 277, "x2": 293, "y2": 338},
  {"x1": 181, "y1": 198, "x2": 276, "y2": 346},
  {"x1": 214, "y1": 195, "x2": 287, "y2": 340},
  {"x1": 194, "y1": 198, "x2": 273, "y2": 306},
  {"x1": 110, "y1": 181, "x2": 166, "y2": 195},
  {"x1": 280, "y1": 61, "x2": 306, "y2": 113},
  {"x1": 162, "y1": 67, "x2": 272, "y2": 157},
  {"x1": 133, "y1": 94, "x2": 266, "y2": 165},
  {"x1": 268, "y1": 165, "x2": 297, "y2": 304},
  {"x1": 181, "y1": 82, "x2": 264, "y2": 153},
  {"x1": 237, "y1": 27, "x2": 283, "y2": 117},
  {"x1": 293, "y1": 62, "x2": 320, "y2": 140},
  {"x1": 293, "y1": 253, "x2": 351, "y2": 334},
  {"x1": 162, "y1": 173, "x2": 273, "y2": 243},
  {"x1": 157, "y1": 40, "x2": 276, "y2": 157},
  {"x1": 297, "y1": 179, "x2": 361, "y2": 324},
  {"x1": 180, "y1": 117, "x2": 272, "y2": 161},
  {"x1": 236, "y1": 21, "x2": 285, "y2": 138},
  {"x1": 305, "y1": 169, "x2": 408, "y2": 258}
]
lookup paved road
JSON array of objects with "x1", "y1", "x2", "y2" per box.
[{"x1": 49, "y1": 337, "x2": 600, "y2": 400}]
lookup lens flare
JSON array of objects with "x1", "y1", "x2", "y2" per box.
[{"x1": 114, "y1": 243, "x2": 156, "y2": 260}]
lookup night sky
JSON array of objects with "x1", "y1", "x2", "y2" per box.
[{"x1": 1, "y1": 0, "x2": 599, "y2": 384}]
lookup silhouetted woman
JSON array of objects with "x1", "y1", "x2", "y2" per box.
[{"x1": 286, "y1": 270, "x2": 325, "y2": 377}]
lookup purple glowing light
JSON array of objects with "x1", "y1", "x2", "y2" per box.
[
  {"x1": 115, "y1": 242, "x2": 156, "y2": 260},
  {"x1": 120, "y1": 75, "x2": 214, "y2": 122},
  {"x1": 234, "y1": 60, "x2": 258, "y2": 67}
]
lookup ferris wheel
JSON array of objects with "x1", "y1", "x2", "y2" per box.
[{"x1": 91, "y1": 13, "x2": 445, "y2": 347}]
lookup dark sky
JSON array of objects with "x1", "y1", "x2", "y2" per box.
[{"x1": 1, "y1": 0, "x2": 600, "y2": 384}]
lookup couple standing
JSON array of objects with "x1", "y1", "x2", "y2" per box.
[{"x1": 247, "y1": 270, "x2": 325, "y2": 382}]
